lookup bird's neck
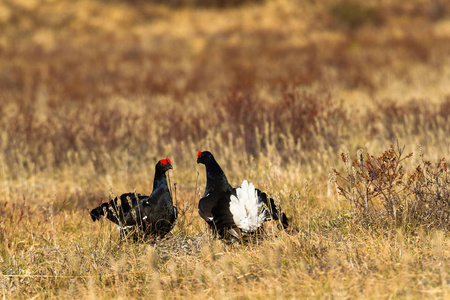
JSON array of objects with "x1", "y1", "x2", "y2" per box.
[
  {"x1": 204, "y1": 159, "x2": 231, "y2": 195},
  {"x1": 153, "y1": 171, "x2": 168, "y2": 191}
]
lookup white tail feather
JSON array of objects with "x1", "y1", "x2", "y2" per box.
[
  {"x1": 229, "y1": 180, "x2": 267, "y2": 232},
  {"x1": 116, "y1": 225, "x2": 134, "y2": 231}
]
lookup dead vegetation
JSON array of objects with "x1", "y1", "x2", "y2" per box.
[
  {"x1": 334, "y1": 143, "x2": 450, "y2": 231},
  {"x1": 2, "y1": 0, "x2": 450, "y2": 298}
]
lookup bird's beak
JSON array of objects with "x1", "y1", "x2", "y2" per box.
[{"x1": 168, "y1": 164, "x2": 173, "y2": 170}]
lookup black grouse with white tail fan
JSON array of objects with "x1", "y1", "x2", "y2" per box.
[
  {"x1": 197, "y1": 151, "x2": 289, "y2": 239},
  {"x1": 90, "y1": 158, "x2": 177, "y2": 240}
]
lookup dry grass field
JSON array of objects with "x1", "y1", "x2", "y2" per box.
[{"x1": 2, "y1": 0, "x2": 450, "y2": 298}]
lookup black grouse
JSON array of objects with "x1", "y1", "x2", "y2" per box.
[
  {"x1": 90, "y1": 158, "x2": 177, "y2": 240},
  {"x1": 197, "y1": 151, "x2": 289, "y2": 239}
]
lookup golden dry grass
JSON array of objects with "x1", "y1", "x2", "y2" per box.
[{"x1": 2, "y1": 0, "x2": 450, "y2": 298}]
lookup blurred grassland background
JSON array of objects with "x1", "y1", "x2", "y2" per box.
[{"x1": 2, "y1": 0, "x2": 450, "y2": 298}]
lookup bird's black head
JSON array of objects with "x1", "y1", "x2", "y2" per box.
[
  {"x1": 156, "y1": 158, "x2": 173, "y2": 173},
  {"x1": 197, "y1": 151, "x2": 214, "y2": 165},
  {"x1": 197, "y1": 150, "x2": 229, "y2": 187}
]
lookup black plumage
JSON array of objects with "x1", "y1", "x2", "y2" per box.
[
  {"x1": 197, "y1": 151, "x2": 289, "y2": 239},
  {"x1": 90, "y1": 158, "x2": 177, "y2": 240}
]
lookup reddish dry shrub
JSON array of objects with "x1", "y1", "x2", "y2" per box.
[
  {"x1": 1, "y1": 102, "x2": 145, "y2": 173},
  {"x1": 366, "y1": 99, "x2": 433, "y2": 139},
  {"x1": 272, "y1": 91, "x2": 346, "y2": 149},
  {"x1": 335, "y1": 144, "x2": 450, "y2": 230},
  {"x1": 222, "y1": 90, "x2": 347, "y2": 156},
  {"x1": 334, "y1": 144, "x2": 412, "y2": 220},
  {"x1": 407, "y1": 156, "x2": 450, "y2": 229},
  {"x1": 2, "y1": 13, "x2": 446, "y2": 104},
  {"x1": 438, "y1": 96, "x2": 450, "y2": 120},
  {"x1": 2, "y1": 0, "x2": 450, "y2": 108},
  {"x1": 0, "y1": 89, "x2": 347, "y2": 173}
]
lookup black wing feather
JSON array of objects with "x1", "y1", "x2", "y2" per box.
[
  {"x1": 90, "y1": 192, "x2": 147, "y2": 225},
  {"x1": 198, "y1": 190, "x2": 239, "y2": 238}
]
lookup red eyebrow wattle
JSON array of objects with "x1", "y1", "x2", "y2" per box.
[
  {"x1": 160, "y1": 159, "x2": 167, "y2": 165},
  {"x1": 167, "y1": 158, "x2": 171, "y2": 164},
  {"x1": 198, "y1": 151, "x2": 202, "y2": 158}
]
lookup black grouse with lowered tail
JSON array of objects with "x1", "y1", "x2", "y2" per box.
[
  {"x1": 90, "y1": 158, "x2": 177, "y2": 240},
  {"x1": 197, "y1": 151, "x2": 289, "y2": 239}
]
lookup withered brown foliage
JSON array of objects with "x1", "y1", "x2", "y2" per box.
[
  {"x1": 408, "y1": 156, "x2": 450, "y2": 229},
  {"x1": 3, "y1": 0, "x2": 450, "y2": 298},
  {"x1": 335, "y1": 144, "x2": 450, "y2": 230}
]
